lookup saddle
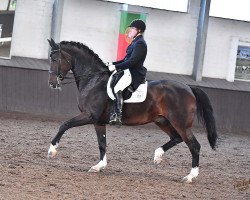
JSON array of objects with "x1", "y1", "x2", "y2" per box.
[{"x1": 107, "y1": 70, "x2": 148, "y2": 103}]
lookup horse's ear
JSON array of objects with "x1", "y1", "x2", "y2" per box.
[
  {"x1": 48, "y1": 38, "x2": 58, "y2": 50},
  {"x1": 47, "y1": 39, "x2": 52, "y2": 47},
  {"x1": 51, "y1": 38, "x2": 56, "y2": 45}
]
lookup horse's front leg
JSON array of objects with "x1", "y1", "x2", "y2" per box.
[
  {"x1": 88, "y1": 124, "x2": 107, "y2": 172},
  {"x1": 48, "y1": 113, "x2": 93, "y2": 158}
]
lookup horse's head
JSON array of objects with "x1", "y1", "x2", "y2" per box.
[{"x1": 48, "y1": 38, "x2": 72, "y2": 90}]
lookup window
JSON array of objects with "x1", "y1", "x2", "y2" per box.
[
  {"x1": 9, "y1": 0, "x2": 17, "y2": 11},
  {"x1": 0, "y1": 0, "x2": 16, "y2": 11},
  {"x1": 0, "y1": 0, "x2": 16, "y2": 58},
  {"x1": 235, "y1": 46, "x2": 250, "y2": 81}
]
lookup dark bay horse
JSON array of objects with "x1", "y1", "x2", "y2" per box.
[{"x1": 47, "y1": 39, "x2": 217, "y2": 183}]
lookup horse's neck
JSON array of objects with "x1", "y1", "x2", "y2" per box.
[
  {"x1": 71, "y1": 53, "x2": 108, "y2": 91},
  {"x1": 70, "y1": 48, "x2": 104, "y2": 73}
]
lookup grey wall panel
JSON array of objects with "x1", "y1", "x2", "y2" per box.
[
  {"x1": 0, "y1": 66, "x2": 4, "y2": 109},
  {"x1": 0, "y1": 66, "x2": 249, "y2": 132},
  {"x1": 200, "y1": 87, "x2": 250, "y2": 132},
  {"x1": 0, "y1": 66, "x2": 79, "y2": 116}
]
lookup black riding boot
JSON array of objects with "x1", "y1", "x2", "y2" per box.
[
  {"x1": 109, "y1": 99, "x2": 117, "y2": 122},
  {"x1": 109, "y1": 91, "x2": 123, "y2": 127}
]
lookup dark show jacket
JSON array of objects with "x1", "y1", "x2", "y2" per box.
[{"x1": 113, "y1": 34, "x2": 147, "y2": 90}]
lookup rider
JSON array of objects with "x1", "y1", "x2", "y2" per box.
[{"x1": 106, "y1": 19, "x2": 147, "y2": 126}]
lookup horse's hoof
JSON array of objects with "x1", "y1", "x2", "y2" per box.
[
  {"x1": 154, "y1": 147, "x2": 164, "y2": 164},
  {"x1": 47, "y1": 151, "x2": 57, "y2": 159},
  {"x1": 182, "y1": 167, "x2": 198, "y2": 183},
  {"x1": 181, "y1": 176, "x2": 193, "y2": 183},
  {"x1": 47, "y1": 144, "x2": 58, "y2": 159},
  {"x1": 88, "y1": 167, "x2": 100, "y2": 173},
  {"x1": 154, "y1": 157, "x2": 162, "y2": 165}
]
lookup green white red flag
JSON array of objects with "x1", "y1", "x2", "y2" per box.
[{"x1": 116, "y1": 11, "x2": 146, "y2": 61}]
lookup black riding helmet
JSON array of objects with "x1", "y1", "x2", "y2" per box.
[{"x1": 128, "y1": 19, "x2": 146, "y2": 33}]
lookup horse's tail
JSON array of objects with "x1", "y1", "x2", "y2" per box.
[{"x1": 191, "y1": 87, "x2": 217, "y2": 150}]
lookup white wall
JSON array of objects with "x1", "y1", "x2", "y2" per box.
[
  {"x1": 11, "y1": 0, "x2": 53, "y2": 59},
  {"x1": 9, "y1": 0, "x2": 250, "y2": 81},
  {"x1": 203, "y1": 18, "x2": 250, "y2": 79},
  {"x1": 58, "y1": 0, "x2": 200, "y2": 75},
  {"x1": 145, "y1": 1, "x2": 199, "y2": 75},
  {"x1": 60, "y1": 0, "x2": 121, "y2": 62}
]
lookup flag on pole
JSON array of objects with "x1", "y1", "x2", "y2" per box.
[{"x1": 116, "y1": 11, "x2": 146, "y2": 61}]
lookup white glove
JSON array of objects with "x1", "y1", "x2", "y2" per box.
[
  {"x1": 105, "y1": 62, "x2": 113, "y2": 67},
  {"x1": 108, "y1": 64, "x2": 116, "y2": 72}
]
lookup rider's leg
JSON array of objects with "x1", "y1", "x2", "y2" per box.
[
  {"x1": 109, "y1": 69, "x2": 131, "y2": 126},
  {"x1": 109, "y1": 90, "x2": 123, "y2": 126},
  {"x1": 109, "y1": 99, "x2": 116, "y2": 117}
]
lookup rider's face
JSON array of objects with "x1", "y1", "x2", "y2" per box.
[{"x1": 128, "y1": 27, "x2": 139, "y2": 39}]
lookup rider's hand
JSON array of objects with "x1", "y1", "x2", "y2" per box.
[
  {"x1": 105, "y1": 62, "x2": 113, "y2": 67},
  {"x1": 108, "y1": 64, "x2": 116, "y2": 72}
]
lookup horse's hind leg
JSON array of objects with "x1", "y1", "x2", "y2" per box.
[
  {"x1": 175, "y1": 127, "x2": 201, "y2": 183},
  {"x1": 154, "y1": 118, "x2": 183, "y2": 164},
  {"x1": 88, "y1": 124, "x2": 107, "y2": 172},
  {"x1": 48, "y1": 113, "x2": 93, "y2": 158},
  {"x1": 155, "y1": 118, "x2": 201, "y2": 183}
]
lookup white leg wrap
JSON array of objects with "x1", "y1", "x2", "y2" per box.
[
  {"x1": 48, "y1": 143, "x2": 58, "y2": 158},
  {"x1": 182, "y1": 167, "x2": 199, "y2": 183},
  {"x1": 154, "y1": 147, "x2": 165, "y2": 164},
  {"x1": 88, "y1": 155, "x2": 107, "y2": 172}
]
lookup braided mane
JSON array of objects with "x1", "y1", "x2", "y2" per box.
[{"x1": 60, "y1": 41, "x2": 105, "y2": 66}]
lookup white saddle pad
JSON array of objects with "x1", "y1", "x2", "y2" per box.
[{"x1": 107, "y1": 71, "x2": 148, "y2": 103}]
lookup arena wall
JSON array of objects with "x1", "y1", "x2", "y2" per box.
[
  {"x1": 1, "y1": 0, "x2": 249, "y2": 132},
  {"x1": 0, "y1": 65, "x2": 249, "y2": 132},
  {"x1": 9, "y1": 0, "x2": 250, "y2": 81}
]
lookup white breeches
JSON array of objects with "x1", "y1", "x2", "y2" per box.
[{"x1": 114, "y1": 69, "x2": 132, "y2": 93}]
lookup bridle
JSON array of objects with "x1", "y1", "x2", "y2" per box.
[
  {"x1": 49, "y1": 45, "x2": 110, "y2": 86},
  {"x1": 49, "y1": 46, "x2": 72, "y2": 81}
]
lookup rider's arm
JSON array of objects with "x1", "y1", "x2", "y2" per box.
[
  {"x1": 113, "y1": 59, "x2": 125, "y2": 65},
  {"x1": 114, "y1": 41, "x2": 146, "y2": 70}
]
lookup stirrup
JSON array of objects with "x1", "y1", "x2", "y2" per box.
[{"x1": 109, "y1": 114, "x2": 122, "y2": 127}]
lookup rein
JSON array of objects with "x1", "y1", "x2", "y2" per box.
[{"x1": 61, "y1": 71, "x2": 110, "y2": 85}]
